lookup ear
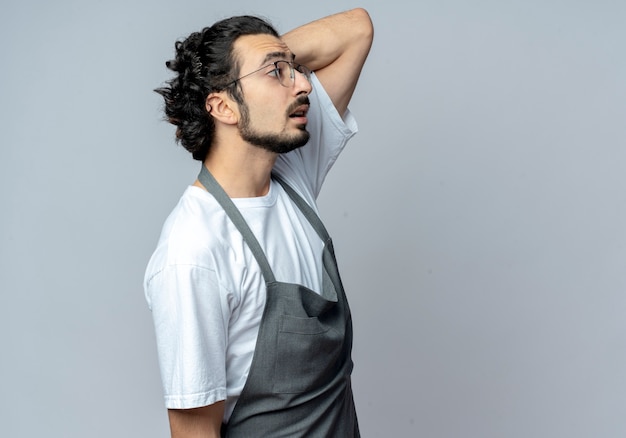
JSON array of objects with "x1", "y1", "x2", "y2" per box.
[{"x1": 206, "y1": 92, "x2": 239, "y2": 125}]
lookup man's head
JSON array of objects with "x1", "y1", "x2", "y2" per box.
[
  {"x1": 222, "y1": 33, "x2": 313, "y2": 155},
  {"x1": 156, "y1": 16, "x2": 281, "y2": 160}
]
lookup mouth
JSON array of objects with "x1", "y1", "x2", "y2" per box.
[
  {"x1": 289, "y1": 104, "x2": 309, "y2": 120},
  {"x1": 288, "y1": 96, "x2": 310, "y2": 124}
]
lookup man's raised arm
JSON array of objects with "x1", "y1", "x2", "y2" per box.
[{"x1": 282, "y1": 8, "x2": 374, "y2": 116}]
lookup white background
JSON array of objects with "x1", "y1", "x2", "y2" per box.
[{"x1": 2, "y1": 0, "x2": 625, "y2": 436}]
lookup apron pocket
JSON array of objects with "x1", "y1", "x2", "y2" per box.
[{"x1": 272, "y1": 315, "x2": 344, "y2": 394}]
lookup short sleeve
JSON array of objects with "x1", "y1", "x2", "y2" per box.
[
  {"x1": 273, "y1": 72, "x2": 358, "y2": 200},
  {"x1": 146, "y1": 263, "x2": 231, "y2": 409}
]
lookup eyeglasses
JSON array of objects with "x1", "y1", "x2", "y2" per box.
[{"x1": 227, "y1": 60, "x2": 312, "y2": 88}]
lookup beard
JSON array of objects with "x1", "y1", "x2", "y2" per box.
[{"x1": 238, "y1": 97, "x2": 311, "y2": 154}]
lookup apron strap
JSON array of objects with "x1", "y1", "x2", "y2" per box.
[
  {"x1": 197, "y1": 165, "x2": 276, "y2": 284},
  {"x1": 271, "y1": 173, "x2": 331, "y2": 244}
]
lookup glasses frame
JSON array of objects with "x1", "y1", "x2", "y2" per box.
[{"x1": 227, "y1": 60, "x2": 311, "y2": 88}]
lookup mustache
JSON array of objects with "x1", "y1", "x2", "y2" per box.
[{"x1": 287, "y1": 96, "x2": 311, "y2": 115}]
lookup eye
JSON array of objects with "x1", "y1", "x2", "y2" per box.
[{"x1": 267, "y1": 67, "x2": 280, "y2": 79}]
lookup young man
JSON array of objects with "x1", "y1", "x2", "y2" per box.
[{"x1": 144, "y1": 8, "x2": 373, "y2": 437}]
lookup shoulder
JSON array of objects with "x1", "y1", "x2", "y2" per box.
[
  {"x1": 144, "y1": 186, "x2": 251, "y2": 312},
  {"x1": 145, "y1": 186, "x2": 236, "y2": 280}
]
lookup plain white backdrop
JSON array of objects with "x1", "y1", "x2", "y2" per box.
[{"x1": 2, "y1": 0, "x2": 625, "y2": 436}]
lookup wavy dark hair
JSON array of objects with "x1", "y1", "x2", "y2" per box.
[{"x1": 155, "y1": 16, "x2": 280, "y2": 160}]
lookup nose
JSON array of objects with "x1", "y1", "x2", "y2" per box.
[{"x1": 294, "y1": 69, "x2": 312, "y2": 96}]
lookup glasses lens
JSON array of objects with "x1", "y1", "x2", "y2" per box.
[
  {"x1": 295, "y1": 64, "x2": 311, "y2": 82},
  {"x1": 275, "y1": 61, "x2": 311, "y2": 87},
  {"x1": 276, "y1": 61, "x2": 293, "y2": 86}
]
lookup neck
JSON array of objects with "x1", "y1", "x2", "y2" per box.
[{"x1": 195, "y1": 138, "x2": 278, "y2": 198}]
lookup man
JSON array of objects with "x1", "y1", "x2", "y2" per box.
[{"x1": 144, "y1": 8, "x2": 373, "y2": 437}]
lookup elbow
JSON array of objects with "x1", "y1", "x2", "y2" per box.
[
  {"x1": 345, "y1": 8, "x2": 374, "y2": 64},
  {"x1": 350, "y1": 7, "x2": 374, "y2": 45}
]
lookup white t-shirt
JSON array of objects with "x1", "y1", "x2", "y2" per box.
[{"x1": 144, "y1": 74, "x2": 357, "y2": 421}]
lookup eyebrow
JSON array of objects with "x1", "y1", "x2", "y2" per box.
[{"x1": 260, "y1": 51, "x2": 295, "y2": 66}]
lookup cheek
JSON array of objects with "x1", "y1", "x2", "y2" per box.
[{"x1": 249, "y1": 101, "x2": 285, "y2": 126}]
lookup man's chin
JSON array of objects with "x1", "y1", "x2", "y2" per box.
[
  {"x1": 278, "y1": 133, "x2": 310, "y2": 154},
  {"x1": 241, "y1": 127, "x2": 310, "y2": 154}
]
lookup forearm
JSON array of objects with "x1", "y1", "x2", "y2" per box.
[
  {"x1": 282, "y1": 8, "x2": 373, "y2": 72},
  {"x1": 282, "y1": 8, "x2": 373, "y2": 114},
  {"x1": 168, "y1": 402, "x2": 225, "y2": 438}
]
